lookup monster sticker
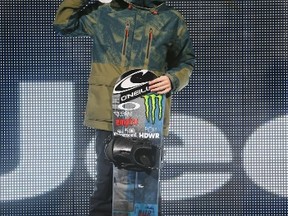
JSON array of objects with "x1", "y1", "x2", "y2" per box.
[{"x1": 143, "y1": 94, "x2": 163, "y2": 124}]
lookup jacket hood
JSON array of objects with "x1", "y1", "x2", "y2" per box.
[{"x1": 124, "y1": 0, "x2": 166, "y2": 8}]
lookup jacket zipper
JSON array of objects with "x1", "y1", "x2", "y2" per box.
[
  {"x1": 146, "y1": 28, "x2": 153, "y2": 59},
  {"x1": 122, "y1": 21, "x2": 130, "y2": 56}
]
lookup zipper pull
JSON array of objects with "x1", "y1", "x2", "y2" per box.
[
  {"x1": 125, "y1": 22, "x2": 130, "y2": 38},
  {"x1": 149, "y1": 28, "x2": 153, "y2": 41}
]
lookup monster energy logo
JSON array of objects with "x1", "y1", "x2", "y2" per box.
[{"x1": 143, "y1": 94, "x2": 163, "y2": 124}]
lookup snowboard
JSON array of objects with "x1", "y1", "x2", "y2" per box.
[{"x1": 110, "y1": 69, "x2": 166, "y2": 216}]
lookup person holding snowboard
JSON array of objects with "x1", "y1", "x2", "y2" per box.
[{"x1": 54, "y1": 0, "x2": 195, "y2": 215}]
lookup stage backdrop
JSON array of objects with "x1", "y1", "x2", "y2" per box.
[{"x1": 1, "y1": 0, "x2": 287, "y2": 215}]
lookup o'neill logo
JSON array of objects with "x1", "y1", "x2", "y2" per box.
[
  {"x1": 143, "y1": 94, "x2": 164, "y2": 124},
  {"x1": 113, "y1": 69, "x2": 157, "y2": 103},
  {"x1": 114, "y1": 69, "x2": 156, "y2": 94}
]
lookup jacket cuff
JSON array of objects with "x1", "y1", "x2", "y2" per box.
[{"x1": 166, "y1": 73, "x2": 179, "y2": 92}]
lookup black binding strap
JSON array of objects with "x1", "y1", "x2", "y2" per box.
[{"x1": 105, "y1": 135, "x2": 159, "y2": 172}]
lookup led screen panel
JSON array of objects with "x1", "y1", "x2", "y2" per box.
[{"x1": 1, "y1": 0, "x2": 287, "y2": 215}]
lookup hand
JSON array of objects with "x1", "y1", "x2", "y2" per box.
[{"x1": 149, "y1": 76, "x2": 172, "y2": 95}]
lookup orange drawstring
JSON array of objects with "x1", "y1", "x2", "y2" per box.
[{"x1": 151, "y1": 10, "x2": 158, "y2": 15}]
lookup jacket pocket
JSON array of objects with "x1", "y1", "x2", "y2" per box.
[
  {"x1": 85, "y1": 84, "x2": 113, "y2": 122},
  {"x1": 122, "y1": 21, "x2": 130, "y2": 56},
  {"x1": 146, "y1": 28, "x2": 153, "y2": 59}
]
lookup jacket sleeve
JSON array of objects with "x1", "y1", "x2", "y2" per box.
[
  {"x1": 166, "y1": 15, "x2": 196, "y2": 92},
  {"x1": 53, "y1": 0, "x2": 101, "y2": 37}
]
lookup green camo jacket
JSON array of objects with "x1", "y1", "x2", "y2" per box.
[{"x1": 54, "y1": 0, "x2": 196, "y2": 136}]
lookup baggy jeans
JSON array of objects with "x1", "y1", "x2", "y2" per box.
[{"x1": 89, "y1": 129, "x2": 113, "y2": 216}]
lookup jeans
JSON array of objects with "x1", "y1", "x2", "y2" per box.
[{"x1": 89, "y1": 129, "x2": 113, "y2": 216}]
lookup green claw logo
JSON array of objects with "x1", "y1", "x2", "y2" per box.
[{"x1": 143, "y1": 94, "x2": 163, "y2": 124}]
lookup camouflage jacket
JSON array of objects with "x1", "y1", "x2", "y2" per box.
[{"x1": 54, "y1": 0, "x2": 195, "y2": 135}]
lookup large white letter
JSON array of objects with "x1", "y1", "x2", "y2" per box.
[
  {"x1": 0, "y1": 82, "x2": 74, "y2": 201},
  {"x1": 243, "y1": 115, "x2": 288, "y2": 197},
  {"x1": 162, "y1": 114, "x2": 232, "y2": 200}
]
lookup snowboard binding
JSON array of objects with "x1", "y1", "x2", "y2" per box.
[{"x1": 105, "y1": 135, "x2": 159, "y2": 172}]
